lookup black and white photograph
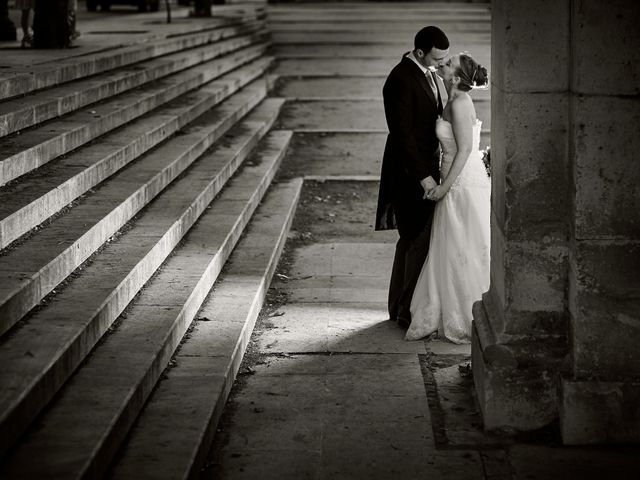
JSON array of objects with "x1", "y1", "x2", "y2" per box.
[{"x1": 0, "y1": 0, "x2": 638, "y2": 478}]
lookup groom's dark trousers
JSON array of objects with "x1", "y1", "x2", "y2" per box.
[
  {"x1": 375, "y1": 54, "x2": 443, "y2": 325},
  {"x1": 389, "y1": 217, "x2": 433, "y2": 324}
]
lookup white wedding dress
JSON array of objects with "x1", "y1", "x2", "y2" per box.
[{"x1": 406, "y1": 118, "x2": 491, "y2": 343}]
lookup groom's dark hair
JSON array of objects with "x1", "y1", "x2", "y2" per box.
[{"x1": 414, "y1": 26, "x2": 449, "y2": 53}]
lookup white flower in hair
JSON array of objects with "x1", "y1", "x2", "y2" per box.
[{"x1": 470, "y1": 65, "x2": 489, "y2": 90}]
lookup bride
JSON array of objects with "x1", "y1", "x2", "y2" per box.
[{"x1": 405, "y1": 53, "x2": 491, "y2": 344}]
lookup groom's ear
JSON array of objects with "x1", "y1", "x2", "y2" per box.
[{"x1": 415, "y1": 48, "x2": 424, "y2": 59}]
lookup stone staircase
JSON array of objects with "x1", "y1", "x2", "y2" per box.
[{"x1": 0, "y1": 5, "x2": 300, "y2": 478}]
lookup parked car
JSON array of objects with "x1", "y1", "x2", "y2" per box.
[{"x1": 86, "y1": 0, "x2": 161, "y2": 12}]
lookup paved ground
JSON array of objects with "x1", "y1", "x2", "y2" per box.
[{"x1": 204, "y1": 3, "x2": 640, "y2": 479}]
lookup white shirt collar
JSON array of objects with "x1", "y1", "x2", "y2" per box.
[{"x1": 406, "y1": 50, "x2": 428, "y2": 75}]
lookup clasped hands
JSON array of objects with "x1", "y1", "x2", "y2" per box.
[{"x1": 421, "y1": 176, "x2": 448, "y2": 201}]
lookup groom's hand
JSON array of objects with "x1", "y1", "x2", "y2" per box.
[
  {"x1": 427, "y1": 185, "x2": 448, "y2": 201},
  {"x1": 421, "y1": 176, "x2": 437, "y2": 199}
]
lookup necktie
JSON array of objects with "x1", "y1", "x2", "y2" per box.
[
  {"x1": 427, "y1": 72, "x2": 443, "y2": 113},
  {"x1": 426, "y1": 71, "x2": 437, "y2": 98}
]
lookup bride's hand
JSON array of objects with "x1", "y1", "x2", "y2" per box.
[{"x1": 427, "y1": 185, "x2": 448, "y2": 201}]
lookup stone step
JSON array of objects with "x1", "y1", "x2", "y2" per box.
[
  {"x1": 0, "y1": 130, "x2": 292, "y2": 479},
  {"x1": 0, "y1": 83, "x2": 282, "y2": 340},
  {"x1": 0, "y1": 42, "x2": 269, "y2": 187},
  {"x1": 274, "y1": 76, "x2": 491, "y2": 103},
  {"x1": 274, "y1": 57, "x2": 404, "y2": 76},
  {"x1": 267, "y1": 22, "x2": 490, "y2": 33},
  {"x1": 108, "y1": 178, "x2": 302, "y2": 480},
  {"x1": 0, "y1": 28, "x2": 267, "y2": 139},
  {"x1": 0, "y1": 113, "x2": 289, "y2": 460},
  {"x1": 268, "y1": 12, "x2": 490, "y2": 21},
  {"x1": 272, "y1": 44, "x2": 490, "y2": 65},
  {"x1": 0, "y1": 12, "x2": 265, "y2": 101},
  {"x1": 0, "y1": 54, "x2": 273, "y2": 254},
  {"x1": 271, "y1": 32, "x2": 492, "y2": 44},
  {"x1": 268, "y1": 6, "x2": 489, "y2": 16},
  {"x1": 275, "y1": 99, "x2": 491, "y2": 134}
]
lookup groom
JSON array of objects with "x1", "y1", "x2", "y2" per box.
[{"x1": 375, "y1": 26, "x2": 449, "y2": 328}]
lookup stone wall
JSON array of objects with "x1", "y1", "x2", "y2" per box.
[
  {"x1": 473, "y1": 0, "x2": 640, "y2": 444},
  {"x1": 562, "y1": 0, "x2": 640, "y2": 444}
]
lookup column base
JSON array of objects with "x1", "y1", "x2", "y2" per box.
[
  {"x1": 560, "y1": 379, "x2": 640, "y2": 444},
  {"x1": 472, "y1": 300, "x2": 567, "y2": 431}
]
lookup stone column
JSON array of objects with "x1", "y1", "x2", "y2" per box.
[
  {"x1": 472, "y1": 0, "x2": 571, "y2": 432},
  {"x1": 560, "y1": 0, "x2": 640, "y2": 444},
  {"x1": 473, "y1": 0, "x2": 640, "y2": 444}
]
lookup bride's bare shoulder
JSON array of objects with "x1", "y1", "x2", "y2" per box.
[
  {"x1": 450, "y1": 94, "x2": 476, "y2": 122},
  {"x1": 450, "y1": 93, "x2": 473, "y2": 110}
]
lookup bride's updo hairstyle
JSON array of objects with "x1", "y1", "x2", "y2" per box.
[{"x1": 456, "y1": 54, "x2": 489, "y2": 92}]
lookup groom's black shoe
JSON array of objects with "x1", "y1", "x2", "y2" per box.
[{"x1": 397, "y1": 316, "x2": 411, "y2": 329}]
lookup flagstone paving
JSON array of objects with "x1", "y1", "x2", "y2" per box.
[
  {"x1": 204, "y1": 2, "x2": 640, "y2": 479},
  {"x1": 203, "y1": 180, "x2": 491, "y2": 480}
]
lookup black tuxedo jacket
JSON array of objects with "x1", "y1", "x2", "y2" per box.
[{"x1": 375, "y1": 55, "x2": 443, "y2": 239}]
